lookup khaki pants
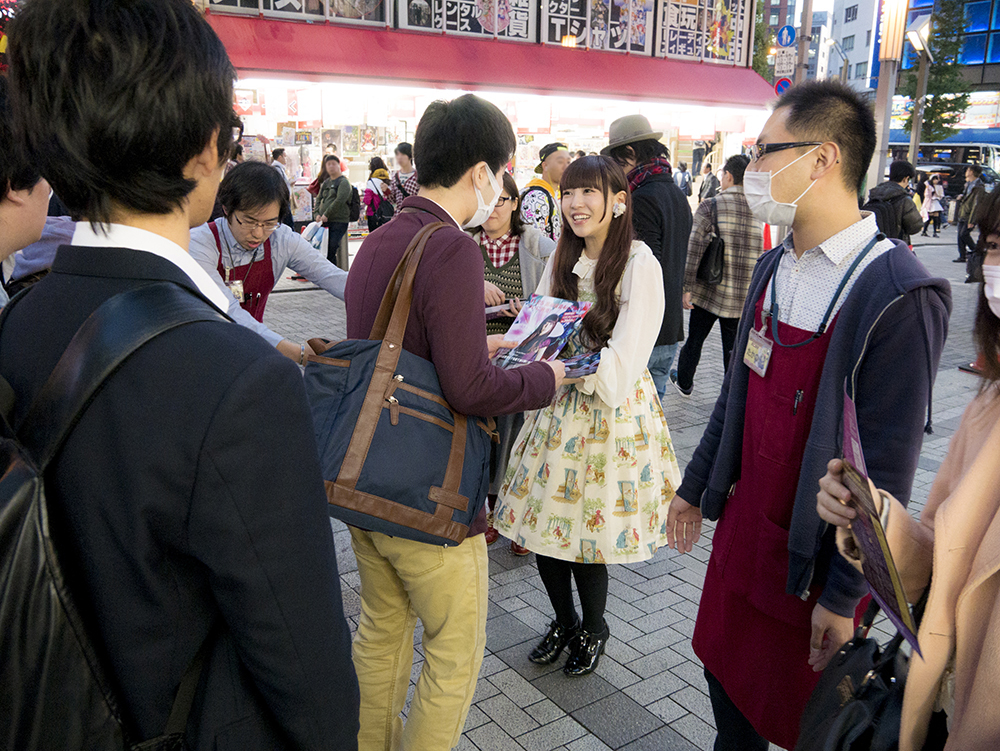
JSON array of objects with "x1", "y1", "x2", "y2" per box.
[{"x1": 350, "y1": 528, "x2": 488, "y2": 751}]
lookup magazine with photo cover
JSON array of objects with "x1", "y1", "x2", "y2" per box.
[
  {"x1": 493, "y1": 295, "x2": 593, "y2": 369},
  {"x1": 842, "y1": 384, "x2": 921, "y2": 656}
]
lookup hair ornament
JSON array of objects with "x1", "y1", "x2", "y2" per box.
[{"x1": 612, "y1": 202, "x2": 626, "y2": 218}]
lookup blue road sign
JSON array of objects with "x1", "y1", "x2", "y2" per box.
[
  {"x1": 777, "y1": 25, "x2": 796, "y2": 47},
  {"x1": 774, "y1": 77, "x2": 793, "y2": 95}
]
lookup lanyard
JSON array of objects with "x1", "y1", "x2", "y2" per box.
[
  {"x1": 222, "y1": 228, "x2": 260, "y2": 285},
  {"x1": 766, "y1": 234, "x2": 881, "y2": 349}
]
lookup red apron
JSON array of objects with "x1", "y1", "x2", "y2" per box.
[
  {"x1": 209, "y1": 222, "x2": 275, "y2": 323},
  {"x1": 692, "y1": 290, "x2": 837, "y2": 750}
]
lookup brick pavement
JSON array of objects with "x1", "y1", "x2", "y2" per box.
[{"x1": 264, "y1": 226, "x2": 982, "y2": 750}]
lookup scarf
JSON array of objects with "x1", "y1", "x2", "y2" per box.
[{"x1": 627, "y1": 157, "x2": 673, "y2": 192}]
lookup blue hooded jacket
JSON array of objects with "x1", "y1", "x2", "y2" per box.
[{"x1": 677, "y1": 241, "x2": 951, "y2": 617}]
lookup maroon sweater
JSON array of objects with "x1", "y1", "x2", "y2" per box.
[{"x1": 346, "y1": 196, "x2": 556, "y2": 418}]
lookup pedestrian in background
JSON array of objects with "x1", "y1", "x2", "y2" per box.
[
  {"x1": 363, "y1": 156, "x2": 392, "y2": 233},
  {"x1": 388, "y1": 141, "x2": 418, "y2": 207},
  {"x1": 958, "y1": 164, "x2": 989, "y2": 283},
  {"x1": 270, "y1": 147, "x2": 295, "y2": 229},
  {"x1": 922, "y1": 173, "x2": 945, "y2": 237},
  {"x1": 864, "y1": 160, "x2": 923, "y2": 244},
  {"x1": 604, "y1": 114, "x2": 692, "y2": 401},
  {"x1": 1, "y1": 1, "x2": 360, "y2": 746},
  {"x1": 344, "y1": 94, "x2": 563, "y2": 751},
  {"x1": 315, "y1": 154, "x2": 352, "y2": 263},
  {"x1": 699, "y1": 161, "x2": 720, "y2": 202},
  {"x1": 817, "y1": 186, "x2": 1000, "y2": 751},
  {"x1": 470, "y1": 171, "x2": 556, "y2": 555},
  {"x1": 674, "y1": 160, "x2": 693, "y2": 197},
  {"x1": 667, "y1": 80, "x2": 950, "y2": 751},
  {"x1": 520, "y1": 141, "x2": 570, "y2": 242},
  {"x1": 671, "y1": 154, "x2": 761, "y2": 398},
  {"x1": 495, "y1": 156, "x2": 681, "y2": 678}
]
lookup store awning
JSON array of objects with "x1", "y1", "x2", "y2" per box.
[{"x1": 205, "y1": 13, "x2": 774, "y2": 110}]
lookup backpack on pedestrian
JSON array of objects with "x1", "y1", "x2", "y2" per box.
[
  {"x1": 678, "y1": 171, "x2": 692, "y2": 197},
  {"x1": 372, "y1": 195, "x2": 395, "y2": 229},
  {"x1": 862, "y1": 194, "x2": 906, "y2": 240},
  {"x1": 0, "y1": 283, "x2": 221, "y2": 750},
  {"x1": 349, "y1": 186, "x2": 362, "y2": 223}
]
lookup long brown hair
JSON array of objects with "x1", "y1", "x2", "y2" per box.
[
  {"x1": 549, "y1": 156, "x2": 634, "y2": 350},
  {"x1": 974, "y1": 188, "x2": 1000, "y2": 389}
]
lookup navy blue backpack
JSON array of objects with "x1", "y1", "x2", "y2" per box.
[{"x1": 304, "y1": 222, "x2": 497, "y2": 546}]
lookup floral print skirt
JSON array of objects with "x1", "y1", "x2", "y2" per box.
[{"x1": 495, "y1": 370, "x2": 681, "y2": 564}]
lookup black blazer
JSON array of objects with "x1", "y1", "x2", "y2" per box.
[
  {"x1": 631, "y1": 173, "x2": 694, "y2": 347},
  {"x1": 0, "y1": 246, "x2": 359, "y2": 750}
]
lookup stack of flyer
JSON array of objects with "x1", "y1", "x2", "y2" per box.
[{"x1": 492, "y1": 295, "x2": 601, "y2": 377}]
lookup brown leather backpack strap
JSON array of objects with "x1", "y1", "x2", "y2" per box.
[{"x1": 369, "y1": 222, "x2": 447, "y2": 341}]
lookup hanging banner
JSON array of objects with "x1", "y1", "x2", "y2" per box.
[
  {"x1": 399, "y1": 0, "x2": 536, "y2": 41},
  {"x1": 658, "y1": 0, "x2": 751, "y2": 64}
]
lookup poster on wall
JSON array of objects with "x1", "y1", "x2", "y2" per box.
[
  {"x1": 343, "y1": 126, "x2": 360, "y2": 154},
  {"x1": 543, "y1": 0, "x2": 653, "y2": 53},
  {"x1": 328, "y1": 0, "x2": 387, "y2": 23},
  {"x1": 399, "y1": 0, "x2": 536, "y2": 40},
  {"x1": 322, "y1": 129, "x2": 342, "y2": 152},
  {"x1": 658, "y1": 0, "x2": 749, "y2": 64}
]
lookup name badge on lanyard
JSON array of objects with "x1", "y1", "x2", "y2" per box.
[
  {"x1": 744, "y1": 320, "x2": 773, "y2": 377},
  {"x1": 227, "y1": 278, "x2": 245, "y2": 304}
]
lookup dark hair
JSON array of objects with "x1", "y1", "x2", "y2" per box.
[
  {"x1": 679, "y1": 161, "x2": 688, "y2": 172},
  {"x1": 723, "y1": 154, "x2": 750, "y2": 185},
  {"x1": 0, "y1": 77, "x2": 42, "y2": 198},
  {"x1": 607, "y1": 138, "x2": 670, "y2": 170},
  {"x1": 889, "y1": 160, "x2": 916, "y2": 182},
  {"x1": 395, "y1": 142, "x2": 413, "y2": 160},
  {"x1": 218, "y1": 161, "x2": 290, "y2": 219},
  {"x1": 576, "y1": 150, "x2": 587, "y2": 159},
  {"x1": 931, "y1": 174, "x2": 941, "y2": 183},
  {"x1": 233, "y1": 144, "x2": 243, "y2": 160},
  {"x1": 969, "y1": 164, "x2": 984, "y2": 178},
  {"x1": 317, "y1": 154, "x2": 340, "y2": 187},
  {"x1": 414, "y1": 94, "x2": 516, "y2": 189},
  {"x1": 368, "y1": 156, "x2": 387, "y2": 176},
  {"x1": 774, "y1": 80, "x2": 876, "y2": 195},
  {"x1": 974, "y1": 188, "x2": 1000, "y2": 387},
  {"x1": 472, "y1": 171, "x2": 523, "y2": 236},
  {"x1": 8, "y1": 0, "x2": 235, "y2": 226},
  {"x1": 550, "y1": 156, "x2": 634, "y2": 350},
  {"x1": 271, "y1": 148, "x2": 285, "y2": 162}
]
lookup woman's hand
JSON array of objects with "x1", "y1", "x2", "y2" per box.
[
  {"x1": 316, "y1": 215, "x2": 326, "y2": 223},
  {"x1": 487, "y1": 335, "x2": 517, "y2": 359},
  {"x1": 666, "y1": 493, "x2": 703, "y2": 553},
  {"x1": 817, "y1": 459, "x2": 858, "y2": 528},
  {"x1": 502, "y1": 298, "x2": 523, "y2": 318},
  {"x1": 484, "y1": 281, "x2": 505, "y2": 307}
]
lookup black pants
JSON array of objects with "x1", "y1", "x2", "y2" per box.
[
  {"x1": 675, "y1": 306, "x2": 739, "y2": 391},
  {"x1": 957, "y1": 220, "x2": 977, "y2": 260},
  {"x1": 535, "y1": 555, "x2": 608, "y2": 633},
  {"x1": 923, "y1": 213, "x2": 941, "y2": 234},
  {"x1": 324, "y1": 222, "x2": 349, "y2": 268},
  {"x1": 704, "y1": 668, "x2": 768, "y2": 751}
]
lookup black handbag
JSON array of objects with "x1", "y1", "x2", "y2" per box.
[
  {"x1": 795, "y1": 589, "x2": 936, "y2": 751},
  {"x1": 304, "y1": 221, "x2": 497, "y2": 546},
  {"x1": 696, "y1": 199, "x2": 725, "y2": 285}
]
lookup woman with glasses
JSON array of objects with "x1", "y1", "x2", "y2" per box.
[
  {"x1": 190, "y1": 161, "x2": 348, "y2": 365},
  {"x1": 468, "y1": 171, "x2": 556, "y2": 553}
]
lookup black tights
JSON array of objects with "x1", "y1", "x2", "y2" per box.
[
  {"x1": 535, "y1": 555, "x2": 608, "y2": 633},
  {"x1": 923, "y1": 213, "x2": 941, "y2": 234}
]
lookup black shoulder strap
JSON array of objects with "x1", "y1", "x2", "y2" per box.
[{"x1": 17, "y1": 282, "x2": 228, "y2": 470}]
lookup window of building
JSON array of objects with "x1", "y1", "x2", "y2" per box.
[
  {"x1": 843, "y1": 35, "x2": 855, "y2": 51},
  {"x1": 866, "y1": 30, "x2": 871, "y2": 47},
  {"x1": 845, "y1": 5, "x2": 858, "y2": 23},
  {"x1": 770, "y1": 13, "x2": 779, "y2": 25},
  {"x1": 967, "y1": 1, "x2": 991, "y2": 33},
  {"x1": 808, "y1": 48, "x2": 816, "y2": 58},
  {"x1": 988, "y1": 32, "x2": 1000, "y2": 64},
  {"x1": 855, "y1": 61, "x2": 868, "y2": 79},
  {"x1": 960, "y1": 33, "x2": 987, "y2": 65}
]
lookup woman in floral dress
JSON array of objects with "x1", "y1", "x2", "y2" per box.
[{"x1": 495, "y1": 156, "x2": 681, "y2": 676}]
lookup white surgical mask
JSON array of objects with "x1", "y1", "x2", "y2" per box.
[
  {"x1": 463, "y1": 167, "x2": 502, "y2": 229},
  {"x1": 743, "y1": 146, "x2": 820, "y2": 226},
  {"x1": 982, "y1": 264, "x2": 1000, "y2": 319}
]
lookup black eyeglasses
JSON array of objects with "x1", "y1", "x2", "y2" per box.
[
  {"x1": 748, "y1": 141, "x2": 823, "y2": 162},
  {"x1": 496, "y1": 196, "x2": 514, "y2": 207},
  {"x1": 234, "y1": 213, "x2": 280, "y2": 232}
]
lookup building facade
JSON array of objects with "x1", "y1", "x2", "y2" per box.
[
  {"x1": 830, "y1": 0, "x2": 878, "y2": 93},
  {"x1": 807, "y1": 10, "x2": 832, "y2": 80}
]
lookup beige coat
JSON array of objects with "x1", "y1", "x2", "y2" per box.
[{"x1": 863, "y1": 389, "x2": 1000, "y2": 750}]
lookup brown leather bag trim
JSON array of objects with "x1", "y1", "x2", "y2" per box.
[
  {"x1": 440, "y1": 412, "x2": 467, "y2": 493},
  {"x1": 327, "y1": 481, "x2": 468, "y2": 543},
  {"x1": 389, "y1": 403, "x2": 454, "y2": 433},
  {"x1": 395, "y1": 381, "x2": 451, "y2": 409},
  {"x1": 307, "y1": 355, "x2": 350, "y2": 367},
  {"x1": 428, "y1": 486, "x2": 471, "y2": 512}
]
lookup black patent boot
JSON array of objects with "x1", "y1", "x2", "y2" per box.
[
  {"x1": 529, "y1": 619, "x2": 581, "y2": 665},
  {"x1": 563, "y1": 620, "x2": 610, "y2": 676}
]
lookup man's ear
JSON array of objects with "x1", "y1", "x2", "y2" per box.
[
  {"x1": 185, "y1": 128, "x2": 223, "y2": 181},
  {"x1": 810, "y1": 142, "x2": 841, "y2": 181}
]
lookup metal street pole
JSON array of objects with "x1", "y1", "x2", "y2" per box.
[
  {"x1": 796, "y1": 0, "x2": 814, "y2": 85},
  {"x1": 908, "y1": 51, "x2": 930, "y2": 165},
  {"x1": 866, "y1": 0, "x2": 908, "y2": 192}
]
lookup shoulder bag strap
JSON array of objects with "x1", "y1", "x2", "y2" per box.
[
  {"x1": 369, "y1": 221, "x2": 448, "y2": 342},
  {"x1": 18, "y1": 282, "x2": 228, "y2": 471}
]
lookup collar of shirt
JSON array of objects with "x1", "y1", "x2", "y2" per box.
[
  {"x1": 782, "y1": 212, "x2": 880, "y2": 267},
  {"x1": 480, "y1": 229, "x2": 519, "y2": 267},
  {"x1": 72, "y1": 222, "x2": 231, "y2": 313}
]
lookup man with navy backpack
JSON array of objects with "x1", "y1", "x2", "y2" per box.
[
  {"x1": 863, "y1": 160, "x2": 923, "y2": 245},
  {"x1": 0, "y1": 1, "x2": 358, "y2": 748}
]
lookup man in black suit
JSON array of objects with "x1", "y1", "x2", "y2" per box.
[{"x1": 1, "y1": 2, "x2": 359, "y2": 748}]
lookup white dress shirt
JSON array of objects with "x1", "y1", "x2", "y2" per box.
[
  {"x1": 71, "y1": 222, "x2": 231, "y2": 313},
  {"x1": 766, "y1": 213, "x2": 895, "y2": 332},
  {"x1": 189, "y1": 218, "x2": 348, "y2": 348}
]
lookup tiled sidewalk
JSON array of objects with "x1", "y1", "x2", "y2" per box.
[{"x1": 265, "y1": 229, "x2": 982, "y2": 750}]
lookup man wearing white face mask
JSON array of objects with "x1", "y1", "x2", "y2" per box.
[
  {"x1": 344, "y1": 94, "x2": 565, "y2": 751},
  {"x1": 664, "y1": 80, "x2": 951, "y2": 751}
]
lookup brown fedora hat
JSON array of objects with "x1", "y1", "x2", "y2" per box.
[{"x1": 601, "y1": 114, "x2": 663, "y2": 156}]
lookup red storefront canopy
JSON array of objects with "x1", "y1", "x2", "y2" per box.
[{"x1": 206, "y1": 13, "x2": 774, "y2": 110}]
